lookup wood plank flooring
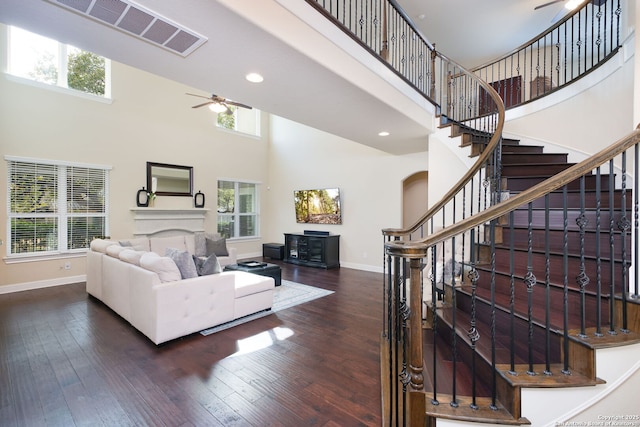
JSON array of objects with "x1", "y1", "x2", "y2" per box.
[{"x1": 0, "y1": 259, "x2": 383, "y2": 426}]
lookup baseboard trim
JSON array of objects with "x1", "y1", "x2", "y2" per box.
[{"x1": 0, "y1": 275, "x2": 86, "y2": 294}]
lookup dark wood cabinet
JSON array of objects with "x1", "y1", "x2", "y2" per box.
[{"x1": 284, "y1": 233, "x2": 340, "y2": 269}]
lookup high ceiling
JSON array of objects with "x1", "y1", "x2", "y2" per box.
[{"x1": 0, "y1": 0, "x2": 567, "y2": 154}]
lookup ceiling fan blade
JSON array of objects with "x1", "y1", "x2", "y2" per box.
[
  {"x1": 192, "y1": 101, "x2": 213, "y2": 109},
  {"x1": 534, "y1": 0, "x2": 564, "y2": 10},
  {"x1": 224, "y1": 100, "x2": 253, "y2": 110},
  {"x1": 186, "y1": 92, "x2": 213, "y2": 100}
]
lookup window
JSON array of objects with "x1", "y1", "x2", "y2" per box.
[
  {"x1": 216, "y1": 106, "x2": 261, "y2": 137},
  {"x1": 6, "y1": 156, "x2": 110, "y2": 257},
  {"x1": 7, "y1": 26, "x2": 109, "y2": 97},
  {"x1": 217, "y1": 180, "x2": 259, "y2": 239}
]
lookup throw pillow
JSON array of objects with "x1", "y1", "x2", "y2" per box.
[
  {"x1": 205, "y1": 237, "x2": 229, "y2": 257},
  {"x1": 165, "y1": 248, "x2": 198, "y2": 279},
  {"x1": 194, "y1": 232, "x2": 207, "y2": 257},
  {"x1": 139, "y1": 252, "x2": 181, "y2": 282},
  {"x1": 193, "y1": 253, "x2": 222, "y2": 276}
]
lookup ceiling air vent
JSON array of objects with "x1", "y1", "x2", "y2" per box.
[{"x1": 46, "y1": 0, "x2": 207, "y2": 57}]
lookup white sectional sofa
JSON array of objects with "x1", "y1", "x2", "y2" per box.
[{"x1": 86, "y1": 233, "x2": 275, "y2": 345}]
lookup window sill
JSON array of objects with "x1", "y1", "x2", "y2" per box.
[
  {"x1": 4, "y1": 252, "x2": 87, "y2": 265},
  {"x1": 4, "y1": 73, "x2": 113, "y2": 104}
]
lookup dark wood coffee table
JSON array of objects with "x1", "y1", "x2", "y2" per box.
[{"x1": 224, "y1": 261, "x2": 282, "y2": 286}]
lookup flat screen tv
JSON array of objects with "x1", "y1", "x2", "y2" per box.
[{"x1": 294, "y1": 188, "x2": 342, "y2": 225}]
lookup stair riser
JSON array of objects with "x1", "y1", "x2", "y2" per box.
[
  {"x1": 501, "y1": 163, "x2": 575, "y2": 177},
  {"x1": 504, "y1": 209, "x2": 632, "y2": 233},
  {"x1": 509, "y1": 190, "x2": 630, "y2": 209},
  {"x1": 496, "y1": 227, "x2": 632, "y2": 261},
  {"x1": 501, "y1": 153, "x2": 568, "y2": 164},
  {"x1": 460, "y1": 271, "x2": 612, "y2": 331},
  {"x1": 486, "y1": 246, "x2": 630, "y2": 286},
  {"x1": 503, "y1": 174, "x2": 613, "y2": 191}
]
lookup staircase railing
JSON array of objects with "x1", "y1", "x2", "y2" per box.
[
  {"x1": 303, "y1": 0, "x2": 633, "y2": 425},
  {"x1": 472, "y1": 0, "x2": 623, "y2": 108},
  {"x1": 385, "y1": 124, "x2": 640, "y2": 425}
]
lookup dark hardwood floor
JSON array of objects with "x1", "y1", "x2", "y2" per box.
[{"x1": 0, "y1": 259, "x2": 383, "y2": 426}]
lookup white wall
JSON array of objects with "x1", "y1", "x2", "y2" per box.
[
  {"x1": 0, "y1": 23, "x2": 270, "y2": 289},
  {"x1": 266, "y1": 116, "x2": 428, "y2": 272}
]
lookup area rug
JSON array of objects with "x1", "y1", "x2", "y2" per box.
[{"x1": 200, "y1": 280, "x2": 334, "y2": 336}]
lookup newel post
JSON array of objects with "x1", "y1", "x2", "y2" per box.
[{"x1": 408, "y1": 256, "x2": 424, "y2": 391}]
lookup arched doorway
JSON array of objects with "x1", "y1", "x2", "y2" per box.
[{"x1": 402, "y1": 171, "x2": 428, "y2": 229}]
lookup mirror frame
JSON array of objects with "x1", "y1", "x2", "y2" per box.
[{"x1": 146, "y1": 162, "x2": 193, "y2": 197}]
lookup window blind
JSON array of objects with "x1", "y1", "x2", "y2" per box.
[{"x1": 7, "y1": 158, "x2": 109, "y2": 256}]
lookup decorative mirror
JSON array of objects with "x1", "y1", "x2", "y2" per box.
[{"x1": 146, "y1": 162, "x2": 193, "y2": 196}]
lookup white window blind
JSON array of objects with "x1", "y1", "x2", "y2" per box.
[{"x1": 7, "y1": 157, "x2": 110, "y2": 256}]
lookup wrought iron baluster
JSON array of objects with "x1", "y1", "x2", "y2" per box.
[
  {"x1": 430, "y1": 246, "x2": 439, "y2": 406},
  {"x1": 608, "y1": 159, "x2": 617, "y2": 335},
  {"x1": 450, "y1": 236, "x2": 458, "y2": 408},
  {"x1": 468, "y1": 229, "x2": 480, "y2": 410},
  {"x1": 524, "y1": 202, "x2": 537, "y2": 375},
  {"x1": 509, "y1": 210, "x2": 516, "y2": 375},
  {"x1": 635, "y1": 144, "x2": 639, "y2": 299},
  {"x1": 617, "y1": 150, "x2": 630, "y2": 333},
  {"x1": 595, "y1": 166, "x2": 603, "y2": 336},
  {"x1": 576, "y1": 176, "x2": 590, "y2": 338},
  {"x1": 544, "y1": 194, "x2": 552, "y2": 376},
  {"x1": 489, "y1": 219, "x2": 498, "y2": 410},
  {"x1": 562, "y1": 186, "x2": 571, "y2": 375}
]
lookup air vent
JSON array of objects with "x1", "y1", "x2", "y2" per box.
[{"x1": 46, "y1": 0, "x2": 207, "y2": 56}]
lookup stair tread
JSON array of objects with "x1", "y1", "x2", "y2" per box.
[
  {"x1": 423, "y1": 394, "x2": 531, "y2": 425},
  {"x1": 497, "y1": 364, "x2": 605, "y2": 387}
]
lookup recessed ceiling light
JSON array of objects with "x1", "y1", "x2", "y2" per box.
[
  {"x1": 378, "y1": 131, "x2": 390, "y2": 136},
  {"x1": 246, "y1": 73, "x2": 264, "y2": 83}
]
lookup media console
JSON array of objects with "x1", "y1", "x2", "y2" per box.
[{"x1": 284, "y1": 232, "x2": 340, "y2": 269}]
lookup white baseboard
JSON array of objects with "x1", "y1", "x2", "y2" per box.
[{"x1": 0, "y1": 275, "x2": 86, "y2": 294}]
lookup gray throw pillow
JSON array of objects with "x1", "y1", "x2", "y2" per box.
[
  {"x1": 193, "y1": 253, "x2": 222, "y2": 276},
  {"x1": 194, "y1": 232, "x2": 207, "y2": 257},
  {"x1": 205, "y1": 237, "x2": 229, "y2": 257},
  {"x1": 165, "y1": 248, "x2": 198, "y2": 279}
]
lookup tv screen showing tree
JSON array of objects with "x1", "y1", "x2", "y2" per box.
[{"x1": 294, "y1": 188, "x2": 341, "y2": 224}]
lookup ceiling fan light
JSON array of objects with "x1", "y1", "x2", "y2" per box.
[
  {"x1": 246, "y1": 72, "x2": 264, "y2": 83},
  {"x1": 565, "y1": 0, "x2": 581, "y2": 10},
  {"x1": 208, "y1": 103, "x2": 227, "y2": 113}
]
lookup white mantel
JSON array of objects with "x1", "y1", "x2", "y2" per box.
[{"x1": 130, "y1": 208, "x2": 209, "y2": 236}]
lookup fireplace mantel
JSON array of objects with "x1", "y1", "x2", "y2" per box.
[{"x1": 130, "y1": 208, "x2": 209, "y2": 236}]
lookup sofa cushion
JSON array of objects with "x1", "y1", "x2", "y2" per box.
[
  {"x1": 139, "y1": 252, "x2": 181, "y2": 282},
  {"x1": 232, "y1": 271, "x2": 275, "y2": 298},
  {"x1": 119, "y1": 249, "x2": 145, "y2": 266},
  {"x1": 119, "y1": 237, "x2": 150, "y2": 252},
  {"x1": 206, "y1": 237, "x2": 229, "y2": 257},
  {"x1": 90, "y1": 239, "x2": 118, "y2": 253},
  {"x1": 193, "y1": 253, "x2": 222, "y2": 276},
  {"x1": 106, "y1": 244, "x2": 127, "y2": 258},
  {"x1": 166, "y1": 248, "x2": 198, "y2": 279}
]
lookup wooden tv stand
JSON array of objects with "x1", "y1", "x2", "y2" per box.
[{"x1": 283, "y1": 233, "x2": 340, "y2": 269}]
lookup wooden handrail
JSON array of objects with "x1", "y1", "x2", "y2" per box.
[
  {"x1": 383, "y1": 50, "x2": 506, "y2": 238},
  {"x1": 386, "y1": 125, "x2": 640, "y2": 256}
]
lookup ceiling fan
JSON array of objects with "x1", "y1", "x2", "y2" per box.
[{"x1": 186, "y1": 93, "x2": 252, "y2": 115}]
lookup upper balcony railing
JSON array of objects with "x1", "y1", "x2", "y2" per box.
[{"x1": 472, "y1": 0, "x2": 623, "y2": 108}]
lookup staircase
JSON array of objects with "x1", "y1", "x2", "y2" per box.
[{"x1": 397, "y1": 124, "x2": 640, "y2": 425}]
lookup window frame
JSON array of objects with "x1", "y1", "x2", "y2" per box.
[
  {"x1": 216, "y1": 179, "x2": 260, "y2": 240},
  {"x1": 216, "y1": 107, "x2": 261, "y2": 138},
  {"x1": 5, "y1": 155, "x2": 111, "y2": 260},
  {"x1": 6, "y1": 25, "x2": 112, "y2": 100}
]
